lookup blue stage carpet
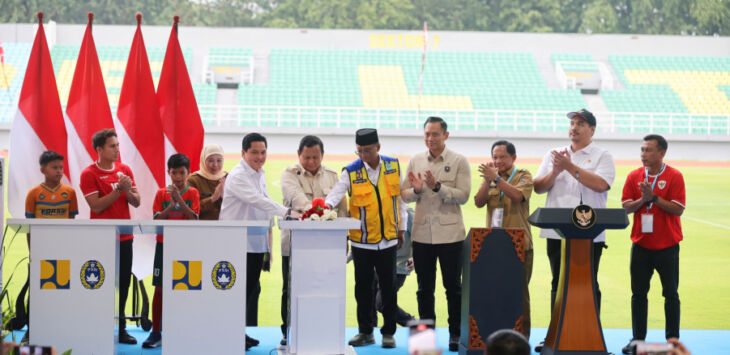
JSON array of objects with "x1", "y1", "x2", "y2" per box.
[{"x1": 6, "y1": 326, "x2": 727, "y2": 354}]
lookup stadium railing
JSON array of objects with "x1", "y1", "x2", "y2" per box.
[{"x1": 197, "y1": 105, "x2": 730, "y2": 135}]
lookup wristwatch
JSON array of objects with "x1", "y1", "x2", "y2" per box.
[
  {"x1": 432, "y1": 181, "x2": 442, "y2": 193},
  {"x1": 650, "y1": 195, "x2": 658, "y2": 203},
  {"x1": 493, "y1": 176, "x2": 502, "y2": 184}
]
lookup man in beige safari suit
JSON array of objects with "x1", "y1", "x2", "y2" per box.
[
  {"x1": 401, "y1": 116, "x2": 471, "y2": 352},
  {"x1": 279, "y1": 135, "x2": 346, "y2": 345}
]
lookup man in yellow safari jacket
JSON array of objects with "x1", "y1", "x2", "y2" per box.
[{"x1": 326, "y1": 128, "x2": 407, "y2": 349}]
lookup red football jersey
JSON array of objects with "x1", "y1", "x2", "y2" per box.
[
  {"x1": 622, "y1": 164, "x2": 685, "y2": 250},
  {"x1": 153, "y1": 186, "x2": 200, "y2": 242},
  {"x1": 80, "y1": 162, "x2": 137, "y2": 241}
]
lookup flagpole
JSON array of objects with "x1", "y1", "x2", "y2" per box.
[{"x1": 418, "y1": 22, "x2": 428, "y2": 120}]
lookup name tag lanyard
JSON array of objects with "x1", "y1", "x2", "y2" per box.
[
  {"x1": 498, "y1": 166, "x2": 519, "y2": 205},
  {"x1": 644, "y1": 163, "x2": 665, "y2": 211}
]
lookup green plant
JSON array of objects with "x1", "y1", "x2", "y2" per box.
[{"x1": 1, "y1": 226, "x2": 29, "y2": 342}]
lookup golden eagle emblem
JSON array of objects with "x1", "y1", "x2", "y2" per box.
[{"x1": 572, "y1": 204, "x2": 596, "y2": 229}]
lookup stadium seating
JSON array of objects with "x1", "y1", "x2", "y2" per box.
[
  {"x1": 51, "y1": 44, "x2": 194, "y2": 106},
  {"x1": 236, "y1": 48, "x2": 585, "y2": 129},
  {"x1": 0, "y1": 43, "x2": 31, "y2": 122},
  {"x1": 1, "y1": 41, "x2": 728, "y2": 135},
  {"x1": 551, "y1": 53, "x2": 598, "y2": 72},
  {"x1": 603, "y1": 54, "x2": 730, "y2": 134},
  {"x1": 208, "y1": 47, "x2": 252, "y2": 67}
]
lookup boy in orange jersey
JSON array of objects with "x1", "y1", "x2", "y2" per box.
[
  {"x1": 20, "y1": 150, "x2": 78, "y2": 343},
  {"x1": 142, "y1": 153, "x2": 200, "y2": 349}
]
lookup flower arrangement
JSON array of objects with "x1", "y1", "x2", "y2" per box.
[{"x1": 301, "y1": 198, "x2": 338, "y2": 221}]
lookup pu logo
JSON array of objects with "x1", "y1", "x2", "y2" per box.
[
  {"x1": 172, "y1": 260, "x2": 202, "y2": 290},
  {"x1": 40, "y1": 260, "x2": 70, "y2": 289}
]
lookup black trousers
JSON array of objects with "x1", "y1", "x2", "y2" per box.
[
  {"x1": 353, "y1": 246, "x2": 397, "y2": 336},
  {"x1": 247, "y1": 252, "x2": 264, "y2": 326},
  {"x1": 372, "y1": 273, "x2": 413, "y2": 327},
  {"x1": 280, "y1": 255, "x2": 290, "y2": 336},
  {"x1": 547, "y1": 239, "x2": 606, "y2": 315},
  {"x1": 119, "y1": 239, "x2": 133, "y2": 331},
  {"x1": 631, "y1": 243, "x2": 680, "y2": 340},
  {"x1": 412, "y1": 241, "x2": 463, "y2": 337}
]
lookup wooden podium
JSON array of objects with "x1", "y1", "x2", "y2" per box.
[
  {"x1": 459, "y1": 228, "x2": 527, "y2": 355},
  {"x1": 7, "y1": 218, "x2": 139, "y2": 355},
  {"x1": 277, "y1": 217, "x2": 360, "y2": 355},
  {"x1": 140, "y1": 220, "x2": 269, "y2": 355},
  {"x1": 528, "y1": 208, "x2": 628, "y2": 355}
]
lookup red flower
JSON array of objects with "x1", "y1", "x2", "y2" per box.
[
  {"x1": 300, "y1": 198, "x2": 331, "y2": 220},
  {"x1": 312, "y1": 198, "x2": 326, "y2": 209}
]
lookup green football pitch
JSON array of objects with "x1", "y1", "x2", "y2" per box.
[{"x1": 2, "y1": 155, "x2": 729, "y2": 331}]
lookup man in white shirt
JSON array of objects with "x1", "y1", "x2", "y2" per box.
[
  {"x1": 532, "y1": 109, "x2": 616, "y2": 352},
  {"x1": 326, "y1": 128, "x2": 407, "y2": 349},
  {"x1": 219, "y1": 132, "x2": 300, "y2": 350}
]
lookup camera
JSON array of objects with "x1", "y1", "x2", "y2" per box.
[{"x1": 631, "y1": 341, "x2": 674, "y2": 355}]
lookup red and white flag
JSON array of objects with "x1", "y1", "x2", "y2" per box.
[
  {"x1": 157, "y1": 15, "x2": 204, "y2": 172},
  {"x1": 64, "y1": 13, "x2": 116, "y2": 219},
  {"x1": 8, "y1": 12, "x2": 68, "y2": 218},
  {"x1": 116, "y1": 14, "x2": 165, "y2": 277}
]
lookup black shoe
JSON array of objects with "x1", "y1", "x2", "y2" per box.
[
  {"x1": 20, "y1": 331, "x2": 29, "y2": 345},
  {"x1": 280, "y1": 336, "x2": 287, "y2": 346},
  {"x1": 397, "y1": 315, "x2": 416, "y2": 327},
  {"x1": 622, "y1": 339, "x2": 641, "y2": 354},
  {"x1": 142, "y1": 331, "x2": 161, "y2": 348},
  {"x1": 535, "y1": 341, "x2": 545, "y2": 353},
  {"x1": 119, "y1": 329, "x2": 137, "y2": 345},
  {"x1": 382, "y1": 334, "x2": 396, "y2": 348},
  {"x1": 348, "y1": 333, "x2": 375, "y2": 347},
  {"x1": 449, "y1": 335, "x2": 459, "y2": 351},
  {"x1": 246, "y1": 335, "x2": 259, "y2": 347}
]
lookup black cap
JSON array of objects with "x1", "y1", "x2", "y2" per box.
[
  {"x1": 356, "y1": 128, "x2": 379, "y2": 145},
  {"x1": 567, "y1": 109, "x2": 596, "y2": 127}
]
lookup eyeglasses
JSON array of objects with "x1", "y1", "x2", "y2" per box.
[{"x1": 355, "y1": 148, "x2": 377, "y2": 156}]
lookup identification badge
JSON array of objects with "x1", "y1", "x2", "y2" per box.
[
  {"x1": 641, "y1": 213, "x2": 654, "y2": 233},
  {"x1": 491, "y1": 208, "x2": 504, "y2": 228}
]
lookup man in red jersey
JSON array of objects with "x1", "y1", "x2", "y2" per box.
[
  {"x1": 620, "y1": 134, "x2": 685, "y2": 354},
  {"x1": 80, "y1": 129, "x2": 141, "y2": 345}
]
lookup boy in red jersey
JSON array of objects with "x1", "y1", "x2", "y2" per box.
[
  {"x1": 79, "y1": 129, "x2": 141, "y2": 344},
  {"x1": 142, "y1": 154, "x2": 200, "y2": 348},
  {"x1": 620, "y1": 134, "x2": 686, "y2": 354},
  {"x1": 20, "y1": 151, "x2": 79, "y2": 343}
]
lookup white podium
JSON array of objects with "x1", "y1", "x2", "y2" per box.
[
  {"x1": 7, "y1": 218, "x2": 139, "y2": 355},
  {"x1": 140, "y1": 220, "x2": 269, "y2": 355},
  {"x1": 277, "y1": 218, "x2": 360, "y2": 355}
]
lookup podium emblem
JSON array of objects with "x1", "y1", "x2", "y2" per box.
[
  {"x1": 572, "y1": 204, "x2": 596, "y2": 229},
  {"x1": 211, "y1": 261, "x2": 236, "y2": 290},
  {"x1": 172, "y1": 260, "x2": 202, "y2": 290},
  {"x1": 40, "y1": 260, "x2": 70, "y2": 289},
  {"x1": 80, "y1": 260, "x2": 105, "y2": 289}
]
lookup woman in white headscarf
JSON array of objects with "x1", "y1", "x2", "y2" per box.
[{"x1": 187, "y1": 144, "x2": 227, "y2": 220}]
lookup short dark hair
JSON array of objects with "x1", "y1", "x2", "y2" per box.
[
  {"x1": 485, "y1": 329, "x2": 530, "y2": 355},
  {"x1": 424, "y1": 116, "x2": 447, "y2": 131},
  {"x1": 644, "y1": 134, "x2": 668, "y2": 151},
  {"x1": 242, "y1": 132, "x2": 267, "y2": 151},
  {"x1": 167, "y1": 153, "x2": 190, "y2": 171},
  {"x1": 298, "y1": 135, "x2": 324, "y2": 154},
  {"x1": 39, "y1": 150, "x2": 64, "y2": 166},
  {"x1": 92, "y1": 129, "x2": 117, "y2": 150},
  {"x1": 491, "y1": 140, "x2": 516, "y2": 156}
]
